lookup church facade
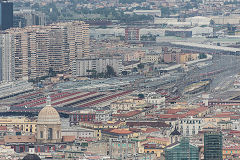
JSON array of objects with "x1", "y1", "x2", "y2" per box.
[{"x1": 37, "y1": 96, "x2": 61, "y2": 144}]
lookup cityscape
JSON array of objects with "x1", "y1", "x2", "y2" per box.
[{"x1": 1, "y1": 0, "x2": 240, "y2": 159}]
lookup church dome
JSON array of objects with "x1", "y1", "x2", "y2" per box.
[
  {"x1": 22, "y1": 154, "x2": 41, "y2": 160},
  {"x1": 37, "y1": 96, "x2": 60, "y2": 125},
  {"x1": 170, "y1": 127, "x2": 181, "y2": 136}
]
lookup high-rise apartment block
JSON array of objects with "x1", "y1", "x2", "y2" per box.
[
  {"x1": 67, "y1": 21, "x2": 90, "y2": 74},
  {"x1": 0, "y1": 32, "x2": 15, "y2": 82},
  {"x1": 125, "y1": 27, "x2": 140, "y2": 41},
  {"x1": 0, "y1": 21, "x2": 89, "y2": 81},
  {"x1": 75, "y1": 56, "x2": 123, "y2": 77},
  {"x1": 0, "y1": 0, "x2": 13, "y2": 30},
  {"x1": 14, "y1": 9, "x2": 46, "y2": 28}
]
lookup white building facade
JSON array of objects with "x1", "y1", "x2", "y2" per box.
[
  {"x1": 75, "y1": 56, "x2": 123, "y2": 76},
  {"x1": 177, "y1": 117, "x2": 204, "y2": 136},
  {"x1": 145, "y1": 93, "x2": 165, "y2": 108},
  {"x1": 0, "y1": 33, "x2": 15, "y2": 82}
]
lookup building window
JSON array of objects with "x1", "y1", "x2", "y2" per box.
[
  {"x1": 48, "y1": 128, "x2": 53, "y2": 140},
  {"x1": 57, "y1": 131, "x2": 60, "y2": 139},
  {"x1": 40, "y1": 131, "x2": 43, "y2": 138}
]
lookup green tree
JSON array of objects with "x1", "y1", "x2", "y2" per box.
[
  {"x1": 199, "y1": 53, "x2": 207, "y2": 59},
  {"x1": 87, "y1": 70, "x2": 97, "y2": 78},
  {"x1": 122, "y1": 71, "x2": 128, "y2": 75},
  {"x1": 132, "y1": 67, "x2": 138, "y2": 72},
  {"x1": 137, "y1": 63, "x2": 144, "y2": 69},
  {"x1": 138, "y1": 94, "x2": 145, "y2": 99},
  {"x1": 161, "y1": 7, "x2": 170, "y2": 17},
  {"x1": 106, "y1": 65, "x2": 116, "y2": 77},
  {"x1": 48, "y1": 68, "x2": 57, "y2": 77}
]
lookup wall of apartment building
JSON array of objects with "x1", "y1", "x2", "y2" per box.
[
  {"x1": 67, "y1": 21, "x2": 90, "y2": 75},
  {"x1": 0, "y1": 33, "x2": 15, "y2": 82},
  {"x1": 0, "y1": 21, "x2": 90, "y2": 81},
  {"x1": 75, "y1": 57, "x2": 123, "y2": 77},
  {"x1": 163, "y1": 53, "x2": 199, "y2": 64}
]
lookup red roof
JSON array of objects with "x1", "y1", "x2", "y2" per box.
[
  {"x1": 214, "y1": 112, "x2": 236, "y2": 118},
  {"x1": 158, "y1": 114, "x2": 187, "y2": 119},
  {"x1": 147, "y1": 136, "x2": 169, "y2": 142},
  {"x1": 185, "y1": 106, "x2": 208, "y2": 117},
  {"x1": 223, "y1": 146, "x2": 240, "y2": 150},
  {"x1": 62, "y1": 136, "x2": 76, "y2": 142},
  {"x1": 112, "y1": 110, "x2": 142, "y2": 118},
  {"x1": 109, "y1": 129, "x2": 133, "y2": 134},
  {"x1": 0, "y1": 126, "x2": 7, "y2": 131},
  {"x1": 165, "y1": 109, "x2": 183, "y2": 114},
  {"x1": 230, "y1": 115, "x2": 240, "y2": 120},
  {"x1": 143, "y1": 128, "x2": 160, "y2": 133},
  {"x1": 229, "y1": 130, "x2": 240, "y2": 134},
  {"x1": 195, "y1": 106, "x2": 208, "y2": 112}
]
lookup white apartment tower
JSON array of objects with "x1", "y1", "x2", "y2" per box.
[
  {"x1": 29, "y1": 29, "x2": 49, "y2": 79},
  {"x1": 67, "y1": 21, "x2": 90, "y2": 74},
  {"x1": 0, "y1": 21, "x2": 90, "y2": 81},
  {"x1": 9, "y1": 29, "x2": 29, "y2": 81},
  {"x1": 0, "y1": 33, "x2": 15, "y2": 82}
]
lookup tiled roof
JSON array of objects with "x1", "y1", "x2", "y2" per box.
[
  {"x1": 230, "y1": 116, "x2": 240, "y2": 120},
  {"x1": 0, "y1": 126, "x2": 7, "y2": 131},
  {"x1": 143, "y1": 128, "x2": 160, "y2": 133},
  {"x1": 110, "y1": 129, "x2": 133, "y2": 134},
  {"x1": 158, "y1": 114, "x2": 187, "y2": 119},
  {"x1": 223, "y1": 146, "x2": 240, "y2": 150},
  {"x1": 0, "y1": 139, "x2": 4, "y2": 145},
  {"x1": 214, "y1": 112, "x2": 237, "y2": 118},
  {"x1": 112, "y1": 110, "x2": 142, "y2": 118},
  {"x1": 147, "y1": 136, "x2": 169, "y2": 142},
  {"x1": 126, "y1": 121, "x2": 170, "y2": 128},
  {"x1": 62, "y1": 136, "x2": 76, "y2": 142},
  {"x1": 4, "y1": 135, "x2": 36, "y2": 144},
  {"x1": 165, "y1": 109, "x2": 183, "y2": 114},
  {"x1": 229, "y1": 130, "x2": 240, "y2": 134}
]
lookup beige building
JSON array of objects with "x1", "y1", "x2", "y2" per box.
[
  {"x1": 164, "y1": 53, "x2": 199, "y2": 64},
  {"x1": 66, "y1": 21, "x2": 89, "y2": 74},
  {"x1": 29, "y1": 29, "x2": 49, "y2": 79},
  {"x1": 141, "y1": 53, "x2": 161, "y2": 64},
  {"x1": 47, "y1": 25, "x2": 69, "y2": 72},
  {"x1": 110, "y1": 98, "x2": 146, "y2": 113},
  {"x1": 37, "y1": 96, "x2": 61, "y2": 144},
  {"x1": 211, "y1": 16, "x2": 240, "y2": 25},
  {"x1": 8, "y1": 28, "x2": 29, "y2": 80},
  {"x1": 0, "y1": 117, "x2": 37, "y2": 133}
]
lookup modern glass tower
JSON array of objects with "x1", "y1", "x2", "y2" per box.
[
  {"x1": 204, "y1": 131, "x2": 223, "y2": 160},
  {"x1": 165, "y1": 137, "x2": 199, "y2": 160},
  {"x1": 0, "y1": 0, "x2": 13, "y2": 30}
]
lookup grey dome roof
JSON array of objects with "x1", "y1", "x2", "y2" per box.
[
  {"x1": 22, "y1": 154, "x2": 41, "y2": 160},
  {"x1": 170, "y1": 127, "x2": 181, "y2": 136}
]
